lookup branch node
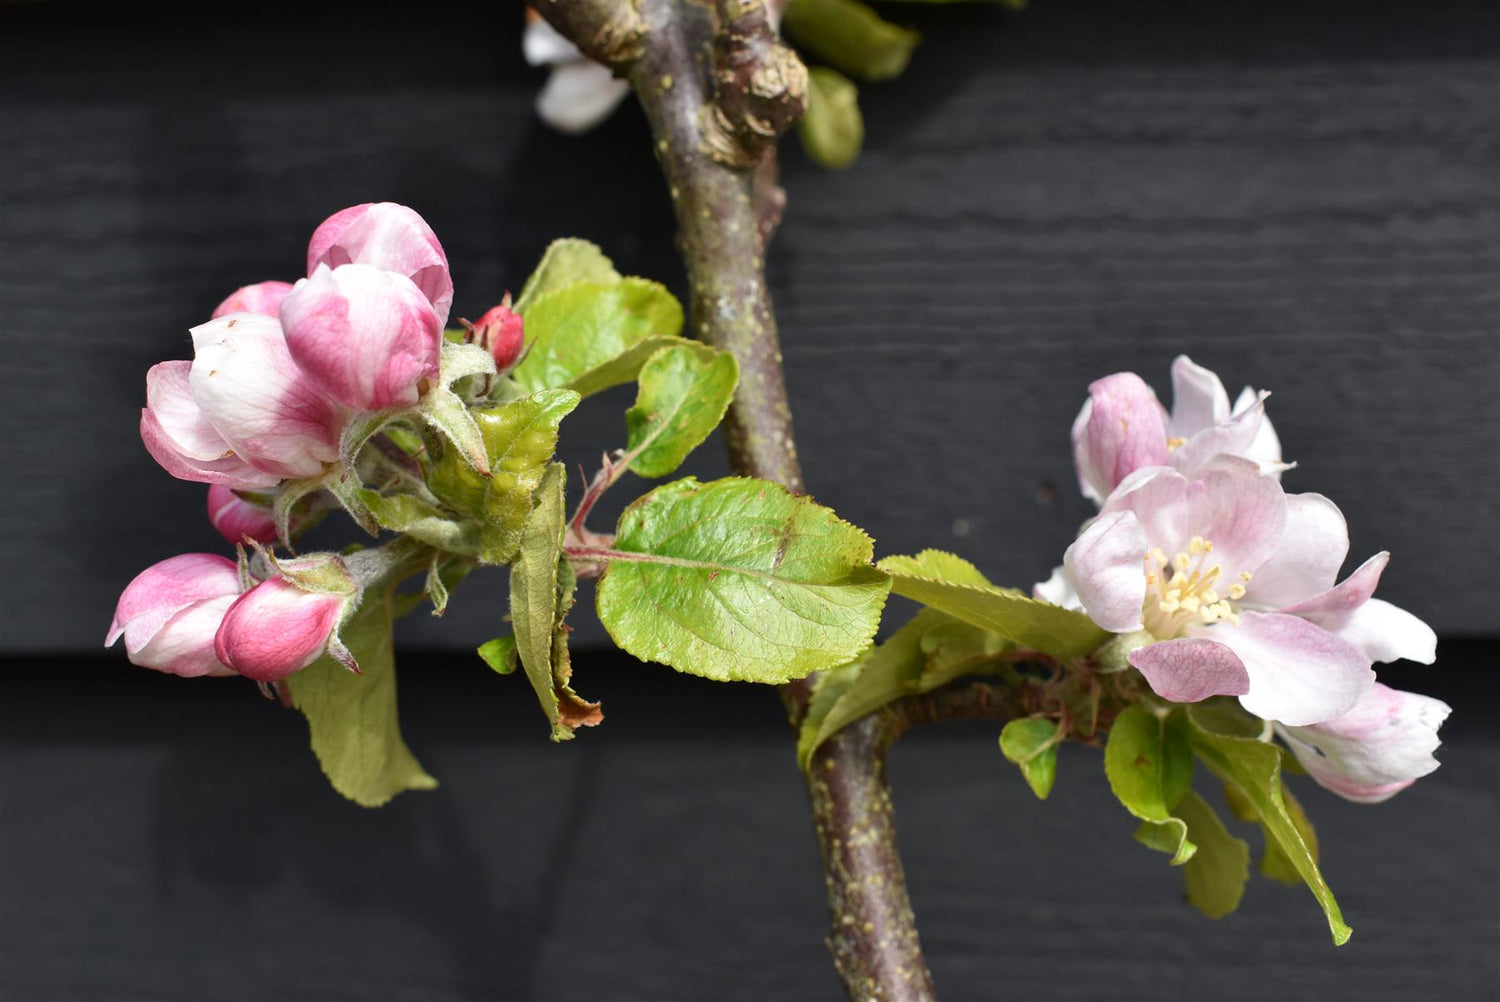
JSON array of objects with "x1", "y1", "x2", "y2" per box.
[
  {"x1": 704, "y1": 0, "x2": 808, "y2": 169},
  {"x1": 537, "y1": 0, "x2": 648, "y2": 69}
]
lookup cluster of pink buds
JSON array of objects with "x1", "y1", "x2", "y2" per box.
[
  {"x1": 110, "y1": 203, "x2": 517, "y2": 684},
  {"x1": 1038, "y1": 356, "x2": 1448, "y2": 803}
]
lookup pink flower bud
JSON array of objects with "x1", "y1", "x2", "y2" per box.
[
  {"x1": 140, "y1": 361, "x2": 281, "y2": 489},
  {"x1": 280, "y1": 264, "x2": 442, "y2": 412},
  {"x1": 106, "y1": 554, "x2": 242, "y2": 677},
  {"x1": 206, "y1": 484, "x2": 278, "y2": 544},
  {"x1": 213, "y1": 577, "x2": 347, "y2": 682},
  {"x1": 473, "y1": 299, "x2": 525, "y2": 371},
  {"x1": 1071, "y1": 372, "x2": 1169, "y2": 504},
  {"x1": 306, "y1": 202, "x2": 453, "y2": 327},
  {"x1": 211, "y1": 280, "x2": 294, "y2": 320}
]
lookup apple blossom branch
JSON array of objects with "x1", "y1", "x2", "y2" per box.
[{"x1": 534, "y1": 2, "x2": 940, "y2": 998}]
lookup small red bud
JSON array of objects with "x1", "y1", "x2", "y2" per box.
[{"x1": 474, "y1": 297, "x2": 525, "y2": 372}]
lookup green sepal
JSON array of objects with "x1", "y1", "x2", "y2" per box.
[
  {"x1": 595, "y1": 477, "x2": 891, "y2": 684},
  {"x1": 1187, "y1": 713, "x2": 1352, "y2": 944},
  {"x1": 1104, "y1": 705, "x2": 1196, "y2": 865},
  {"x1": 357, "y1": 490, "x2": 481, "y2": 556},
  {"x1": 999, "y1": 717, "x2": 1061, "y2": 799},
  {"x1": 878, "y1": 550, "x2": 1107, "y2": 660},
  {"x1": 512, "y1": 279, "x2": 685, "y2": 394},
  {"x1": 427, "y1": 389, "x2": 581, "y2": 565},
  {"x1": 417, "y1": 385, "x2": 491, "y2": 477},
  {"x1": 284, "y1": 586, "x2": 437, "y2": 807},
  {"x1": 477, "y1": 635, "x2": 518, "y2": 676},
  {"x1": 273, "y1": 474, "x2": 330, "y2": 549},
  {"x1": 782, "y1": 0, "x2": 920, "y2": 83},
  {"x1": 624, "y1": 345, "x2": 739, "y2": 478},
  {"x1": 1175, "y1": 788, "x2": 1251, "y2": 919},
  {"x1": 515, "y1": 238, "x2": 622, "y2": 313},
  {"x1": 799, "y1": 67, "x2": 864, "y2": 170}
]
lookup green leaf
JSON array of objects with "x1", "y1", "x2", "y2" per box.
[
  {"x1": 799, "y1": 67, "x2": 864, "y2": 171},
  {"x1": 512, "y1": 279, "x2": 685, "y2": 394},
  {"x1": 878, "y1": 550, "x2": 1107, "y2": 659},
  {"x1": 625, "y1": 346, "x2": 739, "y2": 478},
  {"x1": 477, "y1": 635, "x2": 518, "y2": 676},
  {"x1": 515, "y1": 238, "x2": 621, "y2": 314},
  {"x1": 510, "y1": 463, "x2": 569, "y2": 738},
  {"x1": 782, "y1": 0, "x2": 920, "y2": 83},
  {"x1": 1224, "y1": 779, "x2": 1320, "y2": 886},
  {"x1": 357, "y1": 490, "x2": 480, "y2": 555},
  {"x1": 1175, "y1": 788, "x2": 1251, "y2": 919},
  {"x1": 796, "y1": 608, "x2": 945, "y2": 769},
  {"x1": 428, "y1": 389, "x2": 581, "y2": 565},
  {"x1": 1104, "y1": 705, "x2": 1196, "y2": 865},
  {"x1": 999, "y1": 717, "x2": 1060, "y2": 799},
  {"x1": 564, "y1": 335, "x2": 720, "y2": 399},
  {"x1": 1187, "y1": 717, "x2": 1352, "y2": 944},
  {"x1": 796, "y1": 610, "x2": 1011, "y2": 769},
  {"x1": 285, "y1": 588, "x2": 436, "y2": 807},
  {"x1": 1187, "y1": 698, "x2": 1269, "y2": 740},
  {"x1": 596, "y1": 477, "x2": 891, "y2": 683}
]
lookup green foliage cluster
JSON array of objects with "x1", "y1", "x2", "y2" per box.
[{"x1": 284, "y1": 236, "x2": 1352, "y2": 944}]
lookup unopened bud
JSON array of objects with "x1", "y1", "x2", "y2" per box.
[{"x1": 473, "y1": 297, "x2": 525, "y2": 372}]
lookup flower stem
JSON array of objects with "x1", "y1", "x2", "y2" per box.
[{"x1": 537, "y1": 1, "x2": 936, "y2": 996}]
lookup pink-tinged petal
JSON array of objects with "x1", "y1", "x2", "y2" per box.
[
  {"x1": 1210, "y1": 612, "x2": 1374, "y2": 726},
  {"x1": 206, "y1": 484, "x2": 278, "y2": 545},
  {"x1": 1064, "y1": 510, "x2": 1150, "y2": 632},
  {"x1": 189, "y1": 313, "x2": 342, "y2": 479},
  {"x1": 280, "y1": 264, "x2": 441, "y2": 411},
  {"x1": 1324, "y1": 598, "x2": 1437, "y2": 666},
  {"x1": 211, "y1": 280, "x2": 294, "y2": 320},
  {"x1": 132, "y1": 593, "x2": 238, "y2": 677},
  {"x1": 107, "y1": 553, "x2": 241, "y2": 653},
  {"x1": 523, "y1": 14, "x2": 580, "y2": 65},
  {"x1": 1033, "y1": 563, "x2": 1082, "y2": 611},
  {"x1": 214, "y1": 578, "x2": 345, "y2": 683},
  {"x1": 1072, "y1": 372, "x2": 1169, "y2": 504},
  {"x1": 1128, "y1": 637, "x2": 1250, "y2": 704},
  {"x1": 1246, "y1": 492, "x2": 1348, "y2": 608},
  {"x1": 536, "y1": 61, "x2": 632, "y2": 134},
  {"x1": 1182, "y1": 464, "x2": 1287, "y2": 580},
  {"x1": 1275, "y1": 683, "x2": 1450, "y2": 803},
  {"x1": 145, "y1": 361, "x2": 231, "y2": 461},
  {"x1": 1169, "y1": 391, "x2": 1267, "y2": 478},
  {"x1": 1101, "y1": 465, "x2": 1192, "y2": 553},
  {"x1": 306, "y1": 203, "x2": 452, "y2": 326},
  {"x1": 1167, "y1": 355, "x2": 1231, "y2": 436},
  {"x1": 1277, "y1": 552, "x2": 1435, "y2": 664},
  {"x1": 1281, "y1": 551, "x2": 1388, "y2": 619},
  {"x1": 1232, "y1": 385, "x2": 1285, "y2": 472},
  {"x1": 1104, "y1": 463, "x2": 1285, "y2": 580},
  {"x1": 139, "y1": 408, "x2": 280, "y2": 489}
]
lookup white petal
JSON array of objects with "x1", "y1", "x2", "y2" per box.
[
  {"x1": 1233, "y1": 385, "x2": 1285, "y2": 472},
  {"x1": 537, "y1": 62, "x2": 632, "y2": 135},
  {"x1": 1033, "y1": 564, "x2": 1082, "y2": 610},
  {"x1": 1327, "y1": 598, "x2": 1438, "y2": 666},
  {"x1": 1169, "y1": 391, "x2": 1266, "y2": 478},
  {"x1": 1129, "y1": 637, "x2": 1250, "y2": 704},
  {"x1": 1246, "y1": 492, "x2": 1348, "y2": 608},
  {"x1": 523, "y1": 16, "x2": 581, "y2": 66},
  {"x1": 1167, "y1": 354, "x2": 1230, "y2": 436},
  {"x1": 1211, "y1": 611, "x2": 1374, "y2": 726}
]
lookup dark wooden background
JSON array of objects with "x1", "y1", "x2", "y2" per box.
[{"x1": 1, "y1": 1, "x2": 1496, "y2": 999}]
